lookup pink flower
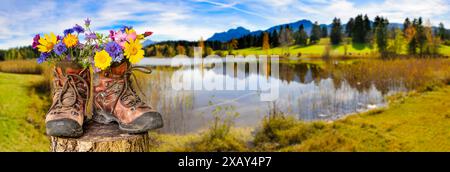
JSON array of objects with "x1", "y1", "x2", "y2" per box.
[
  {"x1": 114, "y1": 31, "x2": 127, "y2": 48},
  {"x1": 126, "y1": 31, "x2": 136, "y2": 41}
]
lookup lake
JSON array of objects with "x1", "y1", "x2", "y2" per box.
[{"x1": 137, "y1": 57, "x2": 407, "y2": 134}]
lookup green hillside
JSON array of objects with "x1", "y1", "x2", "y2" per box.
[{"x1": 227, "y1": 38, "x2": 450, "y2": 57}]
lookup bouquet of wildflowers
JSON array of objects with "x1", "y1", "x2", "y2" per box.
[{"x1": 32, "y1": 18, "x2": 152, "y2": 71}]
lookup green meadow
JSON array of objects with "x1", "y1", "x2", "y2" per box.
[{"x1": 0, "y1": 72, "x2": 49, "y2": 151}]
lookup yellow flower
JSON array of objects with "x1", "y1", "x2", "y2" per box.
[
  {"x1": 124, "y1": 39, "x2": 144, "y2": 64},
  {"x1": 63, "y1": 33, "x2": 78, "y2": 48},
  {"x1": 94, "y1": 50, "x2": 112, "y2": 70},
  {"x1": 37, "y1": 32, "x2": 57, "y2": 53}
]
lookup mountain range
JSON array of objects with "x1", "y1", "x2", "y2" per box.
[{"x1": 207, "y1": 19, "x2": 405, "y2": 42}]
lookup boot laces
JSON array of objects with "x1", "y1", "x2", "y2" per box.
[
  {"x1": 110, "y1": 66, "x2": 152, "y2": 113},
  {"x1": 48, "y1": 68, "x2": 89, "y2": 116}
]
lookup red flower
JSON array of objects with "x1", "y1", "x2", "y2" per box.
[{"x1": 143, "y1": 31, "x2": 153, "y2": 37}]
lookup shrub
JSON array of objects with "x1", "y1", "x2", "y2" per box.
[
  {"x1": 188, "y1": 106, "x2": 247, "y2": 152},
  {"x1": 253, "y1": 114, "x2": 326, "y2": 150}
]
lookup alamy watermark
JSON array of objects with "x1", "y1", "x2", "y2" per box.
[{"x1": 170, "y1": 47, "x2": 279, "y2": 101}]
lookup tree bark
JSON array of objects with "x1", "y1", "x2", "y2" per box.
[{"x1": 50, "y1": 122, "x2": 152, "y2": 152}]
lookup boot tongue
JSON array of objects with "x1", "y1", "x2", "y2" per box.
[
  {"x1": 56, "y1": 61, "x2": 84, "y2": 75},
  {"x1": 111, "y1": 62, "x2": 128, "y2": 75},
  {"x1": 65, "y1": 68, "x2": 83, "y2": 74}
]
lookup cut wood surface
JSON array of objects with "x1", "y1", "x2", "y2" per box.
[{"x1": 50, "y1": 122, "x2": 152, "y2": 152}]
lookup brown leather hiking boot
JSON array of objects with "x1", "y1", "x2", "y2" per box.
[
  {"x1": 45, "y1": 62, "x2": 90, "y2": 137},
  {"x1": 93, "y1": 62, "x2": 163, "y2": 133}
]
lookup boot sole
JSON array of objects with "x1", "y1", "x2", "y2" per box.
[
  {"x1": 94, "y1": 111, "x2": 163, "y2": 134},
  {"x1": 46, "y1": 119, "x2": 83, "y2": 138}
]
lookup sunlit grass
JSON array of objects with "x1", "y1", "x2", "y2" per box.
[
  {"x1": 0, "y1": 72, "x2": 49, "y2": 151},
  {"x1": 440, "y1": 45, "x2": 450, "y2": 56},
  {"x1": 279, "y1": 87, "x2": 450, "y2": 151}
]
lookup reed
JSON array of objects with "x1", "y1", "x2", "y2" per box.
[{"x1": 0, "y1": 59, "x2": 43, "y2": 74}]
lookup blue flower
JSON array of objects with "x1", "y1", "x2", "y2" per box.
[
  {"x1": 120, "y1": 25, "x2": 132, "y2": 32},
  {"x1": 54, "y1": 42, "x2": 67, "y2": 56},
  {"x1": 105, "y1": 41, "x2": 122, "y2": 59},
  {"x1": 37, "y1": 53, "x2": 49, "y2": 64},
  {"x1": 73, "y1": 24, "x2": 85, "y2": 34},
  {"x1": 64, "y1": 28, "x2": 74, "y2": 36}
]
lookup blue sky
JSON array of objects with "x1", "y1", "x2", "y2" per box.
[{"x1": 1, "y1": 0, "x2": 449, "y2": 49}]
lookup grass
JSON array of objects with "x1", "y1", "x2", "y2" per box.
[
  {"x1": 276, "y1": 86, "x2": 450, "y2": 151},
  {"x1": 440, "y1": 45, "x2": 450, "y2": 56},
  {"x1": 149, "y1": 127, "x2": 253, "y2": 152},
  {"x1": 0, "y1": 59, "x2": 43, "y2": 74},
  {"x1": 0, "y1": 72, "x2": 49, "y2": 151}
]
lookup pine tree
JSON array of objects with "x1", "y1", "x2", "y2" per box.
[
  {"x1": 321, "y1": 25, "x2": 328, "y2": 38},
  {"x1": 403, "y1": 18, "x2": 411, "y2": 35},
  {"x1": 271, "y1": 30, "x2": 280, "y2": 47},
  {"x1": 330, "y1": 18, "x2": 342, "y2": 45},
  {"x1": 352, "y1": 14, "x2": 365, "y2": 43},
  {"x1": 310, "y1": 22, "x2": 321, "y2": 44},
  {"x1": 415, "y1": 17, "x2": 427, "y2": 56},
  {"x1": 364, "y1": 14, "x2": 371, "y2": 33},
  {"x1": 295, "y1": 24, "x2": 308, "y2": 46},
  {"x1": 438, "y1": 22, "x2": 447, "y2": 40},
  {"x1": 374, "y1": 16, "x2": 389, "y2": 58},
  {"x1": 346, "y1": 18, "x2": 354, "y2": 37}
]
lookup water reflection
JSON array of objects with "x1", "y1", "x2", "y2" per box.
[{"x1": 137, "y1": 58, "x2": 406, "y2": 134}]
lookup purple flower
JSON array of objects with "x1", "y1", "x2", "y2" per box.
[
  {"x1": 73, "y1": 24, "x2": 85, "y2": 34},
  {"x1": 64, "y1": 28, "x2": 74, "y2": 35},
  {"x1": 37, "y1": 53, "x2": 49, "y2": 64},
  {"x1": 105, "y1": 41, "x2": 122, "y2": 58},
  {"x1": 32, "y1": 34, "x2": 40, "y2": 49},
  {"x1": 109, "y1": 30, "x2": 115, "y2": 41},
  {"x1": 57, "y1": 35, "x2": 62, "y2": 41},
  {"x1": 85, "y1": 18, "x2": 91, "y2": 27},
  {"x1": 113, "y1": 54, "x2": 124, "y2": 62},
  {"x1": 54, "y1": 42, "x2": 67, "y2": 56},
  {"x1": 66, "y1": 54, "x2": 71, "y2": 61},
  {"x1": 85, "y1": 33, "x2": 97, "y2": 40}
]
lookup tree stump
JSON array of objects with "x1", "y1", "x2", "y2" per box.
[{"x1": 50, "y1": 122, "x2": 152, "y2": 152}]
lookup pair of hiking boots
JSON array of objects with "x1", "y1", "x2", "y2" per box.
[{"x1": 45, "y1": 61, "x2": 163, "y2": 137}]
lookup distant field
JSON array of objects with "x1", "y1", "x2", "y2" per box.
[
  {"x1": 226, "y1": 38, "x2": 450, "y2": 57},
  {"x1": 440, "y1": 45, "x2": 450, "y2": 56}
]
